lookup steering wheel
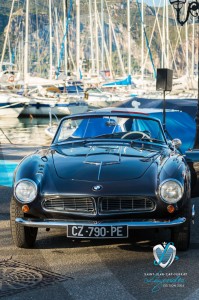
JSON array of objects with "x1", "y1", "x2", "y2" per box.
[{"x1": 121, "y1": 131, "x2": 151, "y2": 140}]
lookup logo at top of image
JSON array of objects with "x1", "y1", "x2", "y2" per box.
[
  {"x1": 92, "y1": 185, "x2": 103, "y2": 191},
  {"x1": 153, "y1": 242, "x2": 179, "y2": 268}
]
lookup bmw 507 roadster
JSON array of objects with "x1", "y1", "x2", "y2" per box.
[{"x1": 10, "y1": 108, "x2": 197, "y2": 250}]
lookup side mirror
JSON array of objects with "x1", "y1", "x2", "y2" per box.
[{"x1": 172, "y1": 138, "x2": 182, "y2": 149}]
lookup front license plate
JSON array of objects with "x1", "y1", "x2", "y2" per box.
[{"x1": 67, "y1": 225, "x2": 128, "y2": 238}]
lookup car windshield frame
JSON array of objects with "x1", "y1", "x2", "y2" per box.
[{"x1": 52, "y1": 112, "x2": 168, "y2": 146}]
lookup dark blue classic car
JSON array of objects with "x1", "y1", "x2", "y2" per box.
[{"x1": 10, "y1": 108, "x2": 198, "y2": 250}]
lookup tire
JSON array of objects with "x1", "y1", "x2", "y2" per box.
[
  {"x1": 10, "y1": 197, "x2": 38, "y2": 248},
  {"x1": 171, "y1": 201, "x2": 191, "y2": 251}
]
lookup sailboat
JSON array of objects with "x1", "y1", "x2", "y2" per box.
[
  {"x1": 0, "y1": 91, "x2": 27, "y2": 118},
  {"x1": 21, "y1": 93, "x2": 87, "y2": 117},
  {"x1": 0, "y1": 0, "x2": 88, "y2": 117},
  {"x1": 20, "y1": 0, "x2": 88, "y2": 117}
]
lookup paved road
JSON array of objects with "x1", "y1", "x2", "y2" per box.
[{"x1": 1, "y1": 144, "x2": 199, "y2": 300}]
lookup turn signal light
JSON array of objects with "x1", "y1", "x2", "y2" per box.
[
  {"x1": 22, "y1": 205, "x2": 30, "y2": 213},
  {"x1": 167, "y1": 205, "x2": 175, "y2": 213}
]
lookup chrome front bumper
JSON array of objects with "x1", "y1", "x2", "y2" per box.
[{"x1": 15, "y1": 217, "x2": 186, "y2": 229}]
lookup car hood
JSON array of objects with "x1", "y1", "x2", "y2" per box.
[{"x1": 52, "y1": 144, "x2": 162, "y2": 181}]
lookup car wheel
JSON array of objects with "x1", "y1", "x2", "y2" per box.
[
  {"x1": 171, "y1": 201, "x2": 191, "y2": 251},
  {"x1": 10, "y1": 197, "x2": 38, "y2": 248}
]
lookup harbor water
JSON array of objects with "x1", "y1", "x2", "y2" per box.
[
  {"x1": 0, "y1": 117, "x2": 51, "y2": 186},
  {"x1": 0, "y1": 117, "x2": 52, "y2": 146}
]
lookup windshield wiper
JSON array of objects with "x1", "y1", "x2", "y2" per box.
[
  {"x1": 94, "y1": 133, "x2": 116, "y2": 138},
  {"x1": 53, "y1": 138, "x2": 90, "y2": 146},
  {"x1": 133, "y1": 137, "x2": 165, "y2": 144}
]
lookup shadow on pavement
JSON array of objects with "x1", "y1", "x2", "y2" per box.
[
  {"x1": 32, "y1": 228, "x2": 171, "y2": 252},
  {"x1": 0, "y1": 186, "x2": 12, "y2": 215}
]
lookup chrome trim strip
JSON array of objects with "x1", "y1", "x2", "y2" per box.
[
  {"x1": 97, "y1": 162, "x2": 102, "y2": 181},
  {"x1": 15, "y1": 217, "x2": 186, "y2": 228},
  {"x1": 192, "y1": 204, "x2": 195, "y2": 220}
]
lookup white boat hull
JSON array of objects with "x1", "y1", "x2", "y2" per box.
[
  {"x1": 86, "y1": 97, "x2": 122, "y2": 108},
  {"x1": 0, "y1": 93, "x2": 27, "y2": 118},
  {"x1": 84, "y1": 91, "x2": 127, "y2": 108},
  {"x1": 0, "y1": 106, "x2": 24, "y2": 118},
  {"x1": 20, "y1": 98, "x2": 88, "y2": 117}
]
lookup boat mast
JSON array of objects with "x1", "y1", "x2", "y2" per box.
[
  {"x1": 127, "y1": 0, "x2": 131, "y2": 77},
  {"x1": 55, "y1": 7, "x2": 60, "y2": 70},
  {"x1": 162, "y1": 0, "x2": 165, "y2": 67},
  {"x1": 185, "y1": 3, "x2": 189, "y2": 80},
  {"x1": 191, "y1": 17, "x2": 195, "y2": 78},
  {"x1": 20, "y1": 30, "x2": 24, "y2": 75},
  {"x1": 24, "y1": 0, "x2": 29, "y2": 93},
  {"x1": 8, "y1": 35, "x2": 12, "y2": 65},
  {"x1": 35, "y1": 0, "x2": 41, "y2": 75},
  {"x1": 101, "y1": 0, "x2": 104, "y2": 70},
  {"x1": 0, "y1": 0, "x2": 15, "y2": 71},
  {"x1": 166, "y1": 0, "x2": 169, "y2": 68},
  {"x1": 76, "y1": 0, "x2": 80, "y2": 79},
  {"x1": 94, "y1": 0, "x2": 100, "y2": 75},
  {"x1": 141, "y1": 0, "x2": 144, "y2": 81},
  {"x1": 95, "y1": 9, "x2": 113, "y2": 78},
  {"x1": 63, "y1": 0, "x2": 68, "y2": 76},
  {"x1": 109, "y1": 14, "x2": 112, "y2": 77},
  {"x1": 105, "y1": 1, "x2": 125, "y2": 76},
  {"x1": 49, "y1": 0, "x2": 53, "y2": 80},
  {"x1": 89, "y1": 0, "x2": 95, "y2": 72}
]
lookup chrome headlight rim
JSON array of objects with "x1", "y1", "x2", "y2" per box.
[
  {"x1": 14, "y1": 178, "x2": 38, "y2": 204},
  {"x1": 159, "y1": 179, "x2": 184, "y2": 204}
]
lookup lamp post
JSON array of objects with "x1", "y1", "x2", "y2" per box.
[{"x1": 169, "y1": 0, "x2": 199, "y2": 147}]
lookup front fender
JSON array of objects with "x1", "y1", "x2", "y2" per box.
[
  {"x1": 158, "y1": 154, "x2": 190, "y2": 204},
  {"x1": 14, "y1": 149, "x2": 50, "y2": 185}
]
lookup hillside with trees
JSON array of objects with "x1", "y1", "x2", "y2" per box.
[{"x1": 0, "y1": 0, "x2": 197, "y2": 78}]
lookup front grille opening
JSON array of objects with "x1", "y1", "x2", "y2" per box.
[
  {"x1": 100, "y1": 197, "x2": 155, "y2": 213},
  {"x1": 43, "y1": 197, "x2": 95, "y2": 214}
]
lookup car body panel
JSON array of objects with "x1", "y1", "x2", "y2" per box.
[
  {"x1": 52, "y1": 145, "x2": 159, "y2": 181},
  {"x1": 11, "y1": 109, "x2": 195, "y2": 243}
]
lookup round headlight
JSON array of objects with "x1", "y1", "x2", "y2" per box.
[
  {"x1": 15, "y1": 179, "x2": 37, "y2": 203},
  {"x1": 159, "y1": 180, "x2": 183, "y2": 203}
]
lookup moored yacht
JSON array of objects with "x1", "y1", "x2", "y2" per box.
[
  {"x1": 0, "y1": 91, "x2": 27, "y2": 117},
  {"x1": 19, "y1": 85, "x2": 88, "y2": 117},
  {"x1": 83, "y1": 86, "x2": 128, "y2": 108}
]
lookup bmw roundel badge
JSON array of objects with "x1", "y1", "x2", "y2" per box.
[{"x1": 92, "y1": 185, "x2": 103, "y2": 191}]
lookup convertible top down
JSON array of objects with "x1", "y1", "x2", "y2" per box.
[{"x1": 10, "y1": 108, "x2": 199, "y2": 251}]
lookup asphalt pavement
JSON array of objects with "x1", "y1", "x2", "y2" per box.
[{"x1": 1, "y1": 144, "x2": 199, "y2": 300}]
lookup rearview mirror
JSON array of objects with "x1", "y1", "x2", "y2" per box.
[
  {"x1": 105, "y1": 120, "x2": 117, "y2": 127},
  {"x1": 172, "y1": 138, "x2": 182, "y2": 149}
]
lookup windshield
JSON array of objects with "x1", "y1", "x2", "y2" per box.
[{"x1": 54, "y1": 115, "x2": 166, "y2": 144}]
